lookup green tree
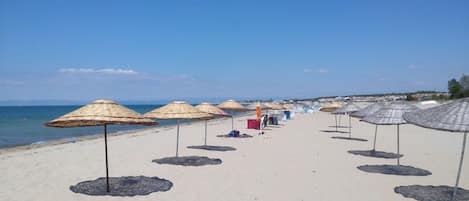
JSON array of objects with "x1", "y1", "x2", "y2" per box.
[
  {"x1": 459, "y1": 74, "x2": 469, "y2": 97},
  {"x1": 448, "y1": 78, "x2": 463, "y2": 98}
]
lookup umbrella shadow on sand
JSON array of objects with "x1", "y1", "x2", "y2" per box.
[
  {"x1": 357, "y1": 164, "x2": 431, "y2": 176},
  {"x1": 320, "y1": 130, "x2": 349, "y2": 134},
  {"x1": 331, "y1": 136, "x2": 368, "y2": 141},
  {"x1": 328, "y1": 125, "x2": 350, "y2": 128},
  {"x1": 187, "y1": 145, "x2": 236, "y2": 152},
  {"x1": 348, "y1": 150, "x2": 402, "y2": 159},
  {"x1": 394, "y1": 185, "x2": 469, "y2": 201},
  {"x1": 153, "y1": 156, "x2": 222, "y2": 166},
  {"x1": 70, "y1": 176, "x2": 173, "y2": 196}
]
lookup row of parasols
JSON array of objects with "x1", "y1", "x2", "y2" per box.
[
  {"x1": 324, "y1": 99, "x2": 468, "y2": 201},
  {"x1": 45, "y1": 99, "x2": 252, "y2": 193}
]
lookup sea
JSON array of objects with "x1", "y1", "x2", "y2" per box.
[{"x1": 0, "y1": 105, "x2": 245, "y2": 149}]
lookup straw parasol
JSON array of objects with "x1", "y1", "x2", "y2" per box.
[
  {"x1": 144, "y1": 101, "x2": 213, "y2": 157},
  {"x1": 403, "y1": 98, "x2": 469, "y2": 201},
  {"x1": 350, "y1": 102, "x2": 386, "y2": 151},
  {"x1": 282, "y1": 103, "x2": 294, "y2": 110},
  {"x1": 350, "y1": 102, "x2": 386, "y2": 118},
  {"x1": 195, "y1": 102, "x2": 231, "y2": 145},
  {"x1": 332, "y1": 103, "x2": 361, "y2": 137},
  {"x1": 264, "y1": 102, "x2": 285, "y2": 110},
  {"x1": 320, "y1": 102, "x2": 342, "y2": 112},
  {"x1": 45, "y1": 99, "x2": 156, "y2": 192},
  {"x1": 362, "y1": 102, "x2": 419, "y2": 165},
  {"x1": 217, "y1": 100, "x2": 248, "y2": 130}
]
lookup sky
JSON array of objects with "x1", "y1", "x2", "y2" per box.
[{"x1": 0, "y1": 0, "x2": 468, "y2": 104}]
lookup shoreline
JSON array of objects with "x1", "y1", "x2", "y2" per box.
[{"x1": 0, "y1": 112, "x2": 254, "y2": 155}]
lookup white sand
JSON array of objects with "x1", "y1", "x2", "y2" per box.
[{"x1": 0, "y1": 112, "x2": 467, "y2": 201}]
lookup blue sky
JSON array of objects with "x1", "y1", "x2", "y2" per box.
[{"x1": 0, "y1": 0, "x2": 468, "y2": 104}]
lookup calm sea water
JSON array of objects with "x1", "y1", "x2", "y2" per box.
[{"x1": 0, "y1": 105, "x2": 247, "y2": 148}]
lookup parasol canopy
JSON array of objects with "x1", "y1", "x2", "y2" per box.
[
  {"x1": 350, "y1": 102, "x2": 386, "y2": 118},
  {"x1": 195, "y1": 102, "x2": 231, "y2": 117},
  {"x1": 217, "y1": 99, "x2": 248, "y2": 111},
  {"x1": 404, "y1": 98, "x2": 469, "y2": 132},
  {"x1": 264, "y1": 102, "x2": 285, "y2": 110},
  {"x1": 46, "y1": 99, "x2": 156, "y2": 127},
  {"x1": 144, "y1": 101, "x2": 213, "y2": 120},
  {"x1": 362, "y1": 102, "x2": 419, "y2": 125},
  {"x1": 320, "y1": 102, "x2": 342, "y2": 112},
  {"x1": 332, "y1": 103, "x2": 361, "y2": 114}
]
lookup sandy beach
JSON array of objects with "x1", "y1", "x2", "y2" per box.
[{"x1": 0, "y1": 111, "x2": 467, "y2": 201}]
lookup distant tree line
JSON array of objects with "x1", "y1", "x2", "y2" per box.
[{"x1": 448, "y1": 74, "x2": 469, "y2": 99}]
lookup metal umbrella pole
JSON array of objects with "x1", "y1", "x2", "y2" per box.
[
  {"x1": 335, "y1": 115, "x2": 338, "y2": 132},
  {"x1": 204, "y1": 120, "x2": 208, "y2": 146},
  {"x1": 176, "y1": 120, "x2": 180, "y2": 157},
  {"x1": 348, "y1": 115, "x2": 352, "y2": 138},
  {"x1": 451, "y1": 132, "x2": 467, "y2": 201},
  {"x1": 103, "y1": 124, "x2": 110, "y2": 192},
  {"x1": 397, "y1": 124, "x2": 400, "y2": 166},
  {"x1": 339, "y1": 115, "x2": 341, "y2": 127},
  {"x1": 372, "y1": 125, "x2": 378, "y2": 151},
  {"x1": 231, "y1": 116, "x2": 234, "y2": 130}
]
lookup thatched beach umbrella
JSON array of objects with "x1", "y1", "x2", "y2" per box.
[
  {"x1": 320, "y1": 102, "x2": 342, "y2": 112},
  {"x1": 332, "y1": 103, "x2": 361, "y2": 138},
  {"x1": 144, "y1": 101, "x2": 213, "y2": 157},
  {"x1": 195, "y1": 102, "x2": 231, "y2": 145},
  {"x1": 362, "y1": 102, "x2": 419, "y2": 165},
  {"x1": 45, "y1": 99, "x2": 156, "y2": 192},
  {"x1": 264, "y1": 102, "x2": 284, "y2": 110},
  {"x1": 218, "y1": 100, "x2": 248, "y2": 130},
  {"x1": 351, "y1": 102, "x2": 386, "y2": 150},
  {"x1": 403, "y1": 98, "x2": 469, "y2": 201},
  {"x1": 350, "y1": 102, "x2": 386, "y2": 118}
]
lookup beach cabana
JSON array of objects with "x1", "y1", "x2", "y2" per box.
[
  {"x1": 144, "y1": 101, "x2": 213, "y2": 157},
  {"x1": 217, "y1": 99, "x2": 248, "y2": 130},
  {"x1": 195, "y1": 102, "x2": 231, "y2": 146},
  {"x1": 45, "y1": 99, "x2": 156, "y2": 192},
  {"x1": 399, "y1": 98, "x2": 469, "y2": 201},
  {"x1": 332, "y1": 103, "x2": 360, "y2": 138}
]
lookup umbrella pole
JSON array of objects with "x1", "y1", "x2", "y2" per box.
[
  {"x1": 339, "y1": 115, "x2": 341, "y2": 127},
  {"x1": 451, "y1": 132, "x2": 467, "y2": 201},
  {"x1": 104, "y1": 124, "x2": 110, "y2": 192},
  {"x1": 335, "y1": 115, "x2": 338, "y2": 132},
  {"x1": 176, "y1": 120, "x2": 180, "y2": 157},
  {"x1": 232, "y1": 116, "x2": 234, "y2": 131},
  {"x1": 372, "y1": 125, "x2": 378, "y2": 151},
  {"x1": 204, "y1": 120, "x2": 208, "y2": 146},
  {"x1": 348, "y1": 115, "x2": 352, "y2": 138},
  {"x1": 397, "y1": 124, "x2": 400, "y2": 166}
]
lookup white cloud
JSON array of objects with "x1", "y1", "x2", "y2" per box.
[
  {"x1": 303, "y1": 68, "x2": 328, "y2": 73},
  {"x1": 317, "y1": 68, "x2": 328, "y2": 73},
  {"x1": 59, "y1": 68, "x2": 138, "y2": 75}
]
